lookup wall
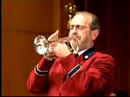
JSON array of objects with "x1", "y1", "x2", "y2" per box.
[{"x1": 2, "y1": 0, "x2": 61, "y2": 96}]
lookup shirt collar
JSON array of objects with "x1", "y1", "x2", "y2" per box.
[{"x1": 78, "y1": 49, "x2": 88, "y2": 56}]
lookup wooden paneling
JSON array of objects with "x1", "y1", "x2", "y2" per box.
[
  {"x1": 2, "y1": 31, "x2": 41, "y2": 96},
  {"x1": 2, "y1": 0, "x2": 54, "y2": 33},
  {"x1": 2, "y1": 0, "x2": 61, "y2": 96}
]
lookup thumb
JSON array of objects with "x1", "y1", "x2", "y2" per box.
[{"x1": 48, "y1": 30, "x2": 59, "y2": 41}]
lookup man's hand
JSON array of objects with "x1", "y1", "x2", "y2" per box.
[
  {"x1": 47, "y1": 30, "x2": 71, "y2": 59},
  {"x1": 48, "y1": 41, "x2": 71, "y2": 59},
  {"x1": 53, "y1": 42, "x2": 71, "y2": 59}
]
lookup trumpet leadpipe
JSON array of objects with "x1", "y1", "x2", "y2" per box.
[{"x1": 55, "y1": 36, "x2": 74, "y2": 43}]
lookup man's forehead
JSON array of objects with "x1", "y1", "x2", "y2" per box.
[{"x1": 71, "y1": 14, "x2": 92, "y2": 25}]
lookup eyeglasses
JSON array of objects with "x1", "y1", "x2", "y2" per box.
[{"x1": 69, "y1": 24, "x2": 88, "y2": 30}]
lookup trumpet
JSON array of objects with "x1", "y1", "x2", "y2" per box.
[{"x1": 34, "y1": 35, "x2": 79, "y2": 60}]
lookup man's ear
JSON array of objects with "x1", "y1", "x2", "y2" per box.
[{"x1": 91, "y1": 30, "x2": 99, "y2": 40}]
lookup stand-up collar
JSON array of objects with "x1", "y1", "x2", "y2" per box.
[{"x1": 81, "y1": 47, "x2": 97, "y2": 60}]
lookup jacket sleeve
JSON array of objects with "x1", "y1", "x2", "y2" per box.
[
  {"x1": 27, "y1": 57, "x2": 53, "y2": 95},
  {"x1": 60, "y1": 53, "x2": 115, "y2": 96}
]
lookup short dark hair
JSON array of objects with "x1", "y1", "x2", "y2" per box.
[{"x1": 90, "y1": 15, "x2": 100, "y2": 31}]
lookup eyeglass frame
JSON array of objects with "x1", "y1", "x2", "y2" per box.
[{"x1": 69, "y1": 24, "x2": 89, "y2": 31}]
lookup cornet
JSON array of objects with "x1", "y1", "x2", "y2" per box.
[{"x1": 34, "y1": 34, "x2": 79, "y2": 60}]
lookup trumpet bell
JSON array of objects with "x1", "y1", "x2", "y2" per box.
[{"x1": 34, "y1": 35, "x2": 48, "y2": 55}]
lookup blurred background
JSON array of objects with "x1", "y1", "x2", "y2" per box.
[{"x1": 2, "y1": 0, "x2": 129, "y2": 96}]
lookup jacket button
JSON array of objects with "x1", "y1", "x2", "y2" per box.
[{"x1": 85, "y1": 55, "x2": 88, "y2": 59}]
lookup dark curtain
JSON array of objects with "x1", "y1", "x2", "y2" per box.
[{"x1": 74, "y1": 0, "x2": 129, "y2": 95}]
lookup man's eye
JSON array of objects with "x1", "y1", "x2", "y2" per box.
[
  {"x1": 77, "y1": 25, "x2": 84, "y2": 30},
  {"x1": 69, "y1": 25, "x2": 87, "y2": 30},
  {"x1": 70, "y1": 26, "x2": 74, "y2": 30},
  {"x1": 78, "y1": 26, "x2": 83, "y2": 29}
]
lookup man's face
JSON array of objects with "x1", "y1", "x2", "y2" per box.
[{"x1": 69, "y1": 14, "x2": 93, "y2": 50}]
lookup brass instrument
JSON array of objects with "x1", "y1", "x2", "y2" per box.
[{"x1": 34, "y1": 34, "x2": 79, "y2": 60}]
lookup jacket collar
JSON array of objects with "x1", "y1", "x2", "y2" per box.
[{"x1": 82, "y1": 46, "x2": 97, "y2": 60}]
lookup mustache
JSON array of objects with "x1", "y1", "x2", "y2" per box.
[{"x1": 70, "y1": 35, "x2": 80, "y2": 40}]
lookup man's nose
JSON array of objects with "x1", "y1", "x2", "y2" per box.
[{"x1": 71, "y1": 30, "x2": 77, "y2": 35}]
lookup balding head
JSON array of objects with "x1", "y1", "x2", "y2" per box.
[{"x1": 73, "y1": 11, "x2": 100, "y2": 31}]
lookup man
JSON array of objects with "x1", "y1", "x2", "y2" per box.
[{"x1": 27, "y1": 11, "x2": 115, "y2": 96}]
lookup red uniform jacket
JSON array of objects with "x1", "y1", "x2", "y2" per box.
[{"x1": 27, "y1": 48, "x2": 115, "y2": 96}]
